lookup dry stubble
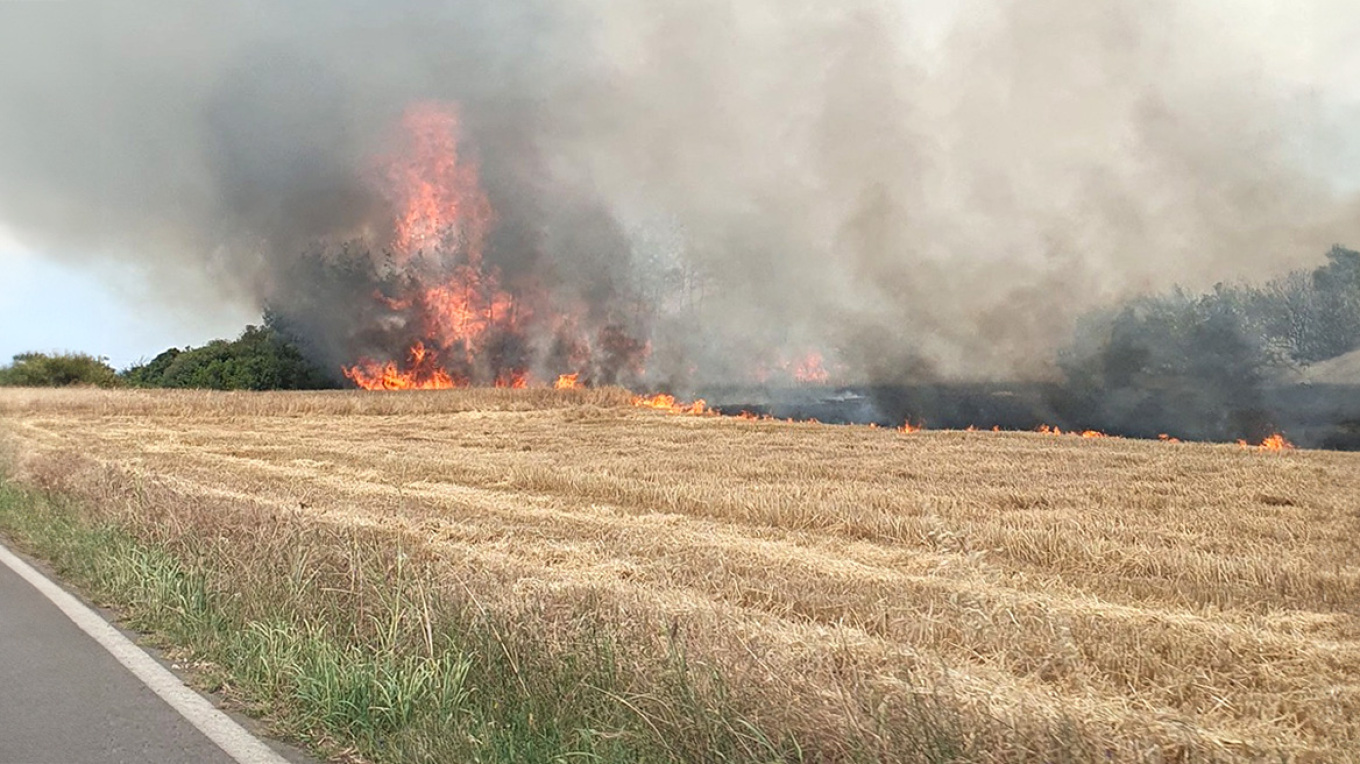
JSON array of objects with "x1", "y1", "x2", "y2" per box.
[{"x1": 2, "y1": 387, "x2": 1357, "y2": 761}]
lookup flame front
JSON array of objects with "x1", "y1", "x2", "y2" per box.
[
  {"x1": 1037, "y1": 425, "x2": 1109, "y2": 439},
  {"x1": 1239, "y1": 433, "x2": 1294, "y2": 452},
  {"x1": 555, "y1": 373, "x2": 581, "y2": 390},
  {"x1": 342, "y1": 341, "x2": 460, "y2": 390},
  {"x1": 632, "y1": 393, "x2": 707, "y2": 416}
]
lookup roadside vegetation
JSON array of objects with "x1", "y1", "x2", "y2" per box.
[
  {"x1": 0, "y1": 481, "x2": 804, "y2": 763},
  {"x1": 2, "y1": 388, "x2": 1357, "y2": 762}
]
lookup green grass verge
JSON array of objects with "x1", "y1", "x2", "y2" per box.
[
  {"x1": 0, "y1": 481, "x2": 810, "y2": 763},
  {"x1": 0, "y1": 476, "x2": 1124, "y2": 763}
]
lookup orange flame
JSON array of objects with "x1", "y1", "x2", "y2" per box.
[
  {"x1": 792, "y1": 352, "x2": 829, "y2": 384},
  {"x1": 554, "y1": 373, "x2": 582, "y2": 390},
  {"x1": 1037, "y1": 425, "x2": 1109, "y2": 439},
  {"x1": 1238, "y1": 433, "x2": 1294, "y2": 452},
  {"x1": 344, "y1": 102, "x2": 537, "y2": 390},
  {"x1": 495, "y1": 371, "x2": 529, "y2": 389},
  {"x1": 899, "y1": 421, "x2": 925, "y2": 434},
  {"x1": 386, "y1": 102, "x2": 493, "y2": 261},
  {"x1": 632, "y1": 393, "x2": 707, "y2": 416},
  {"x1": 343, "y1": 341, "x2": 462, "y2": 390}
]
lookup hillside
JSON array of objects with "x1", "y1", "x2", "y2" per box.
[{"x1": 1, "y1": 388, "x2": 1358, "y2": 762}]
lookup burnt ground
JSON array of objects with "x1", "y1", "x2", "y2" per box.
[
  {"x1": 1267, "y1": 384, "x2": 1360, "y2": 451},
  {"x1": 703, "y1": 383, "x2": 1360, "y2": 450}
]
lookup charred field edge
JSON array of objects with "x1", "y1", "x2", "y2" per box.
[
  {"x1": 0, "y1": 477, "x2": 1106, "y2": 764},
  {"x1": 703, "y1": 382, "x2": 1360, "y2": 449}
]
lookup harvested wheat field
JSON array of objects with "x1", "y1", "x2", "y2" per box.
[{"x1": 2, "y1": 387, "x2": 1358, "y2": 762}]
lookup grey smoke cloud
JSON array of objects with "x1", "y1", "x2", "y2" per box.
[{"x1": 1, "y1": 0, "x2": 1356, "y2": 382}]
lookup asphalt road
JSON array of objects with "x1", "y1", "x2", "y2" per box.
[{"x1": 0, "y1": 542, "x2": 309, "y2": 764}]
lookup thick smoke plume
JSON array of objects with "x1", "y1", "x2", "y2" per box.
[{"x1": 2, "y1": 0, "x2": 1358, "y2": 390}]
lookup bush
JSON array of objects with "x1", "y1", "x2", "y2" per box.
[
  {"x1": 0, "y1": 352, "x2": 121, "y2": 388},
  {"x1": 122, "y1": 325, "x2": 337, "y2": 391},
  {"x1": 1058, "y1": 245, "x2": 1360, "y2": 441}
]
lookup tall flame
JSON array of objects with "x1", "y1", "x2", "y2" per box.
[
  {"x1": 344, "y1": 102, "x2": 521, "y2": 390},
  {"x1": 386, "y1": 102, "x2": 493, "y2": 263},
  {"x1": 792, "y1": 352, "x2": 829, "y2": 384},
  {"x1": 342, "y1": 101, "x2": 654, "y2": 391}
]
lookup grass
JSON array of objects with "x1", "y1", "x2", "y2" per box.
[
  {"x1": 0, "y1": 481, "x2": 810, "y2": 763},
  {"x1": 2, "y1": 387, "x2": 1358, "y2": 762}
]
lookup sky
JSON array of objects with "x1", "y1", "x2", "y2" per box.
[
  {"x1": 0, "y1": 230, "x2": 253, "y2": 369},
  {"x1": 1, "y1": 0, "x2": 1358, "y2": 374}
]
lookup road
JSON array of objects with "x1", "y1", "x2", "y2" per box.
[{"x1": 0, "y1": 541, "x2": 312, "y2": 764}]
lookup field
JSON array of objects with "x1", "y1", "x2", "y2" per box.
[{"x1": 1, "y1": 387, "x2": 1358, "y2": 762}]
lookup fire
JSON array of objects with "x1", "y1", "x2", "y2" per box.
[
  {"x1": 791, "y1": 352, "x2": 829, "y2": 384},
  {"x1": 1037, "y1": 425, "x2": 1109, "y2": 439},
  {"x1": 632, "y1": 393, "x2": 707, "y2": 416},
  {"x1": 342, "y1": 102, "x2": 538, "y2": 390},
  {"x1": 386, "y1": 102, "x2": 493, "y2": 261},
  {"x1": 342, "y1": 341, "x2": 460, "y2": 390},
  {"x1": 342, "y1": 102, "x2": 656, "y2": 392},
  {"x1": 554, "y1": 373, "x2": 582, "y2": 390},
  {"x1": 1239, "y1": 433, "x2": 1294, "y2": 452},
  {"x1": 899, "y1": 421, "x2": 924, "y2": 434}
]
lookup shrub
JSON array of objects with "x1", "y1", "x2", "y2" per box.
[
  {"x1": 0, "y1": 352, "x2": 121, "y2": 388},
  {"x1": 1058, "y1": 245, "x2": 1360, "y2": 440},
  {"x1": 122, "y1": 325, "x2": 337, "y2": 391}
]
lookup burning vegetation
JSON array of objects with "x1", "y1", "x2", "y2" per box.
[
  {"x1": 334, "y1": 103, "x2": 650, "y2": 392},
  {"x1": 3, "y1": 2, "x2": 1360, "y2": 450},
  {"x1": 248, "y1": 100, "x2": 1351, "y2": 450}
]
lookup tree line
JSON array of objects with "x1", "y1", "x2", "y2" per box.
[
  {"x1": 1058, "y1": 245, "x2": 1360, "y2": 439},
  {"x1": 3, "y1": 246, "x2": 1357, "y2": 398},
  {"x1": 0, "y1": 324, "x2": 337, "y2": 390}
]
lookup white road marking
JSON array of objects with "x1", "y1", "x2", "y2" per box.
[{"x1": 0, "y1": 540, "x2": 289, "y2": 764}]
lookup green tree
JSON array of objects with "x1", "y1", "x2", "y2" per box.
[
  {"x1": 0, "y1": 352, "x2": 121, "y2": 387},
  {"x1": 121, "y1": 326, "x2": 337, "y2": 390}
]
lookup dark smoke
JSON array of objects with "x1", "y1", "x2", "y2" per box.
[{"x1": 2, "y1": 1, "x2": 1358, "y2": 405}]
